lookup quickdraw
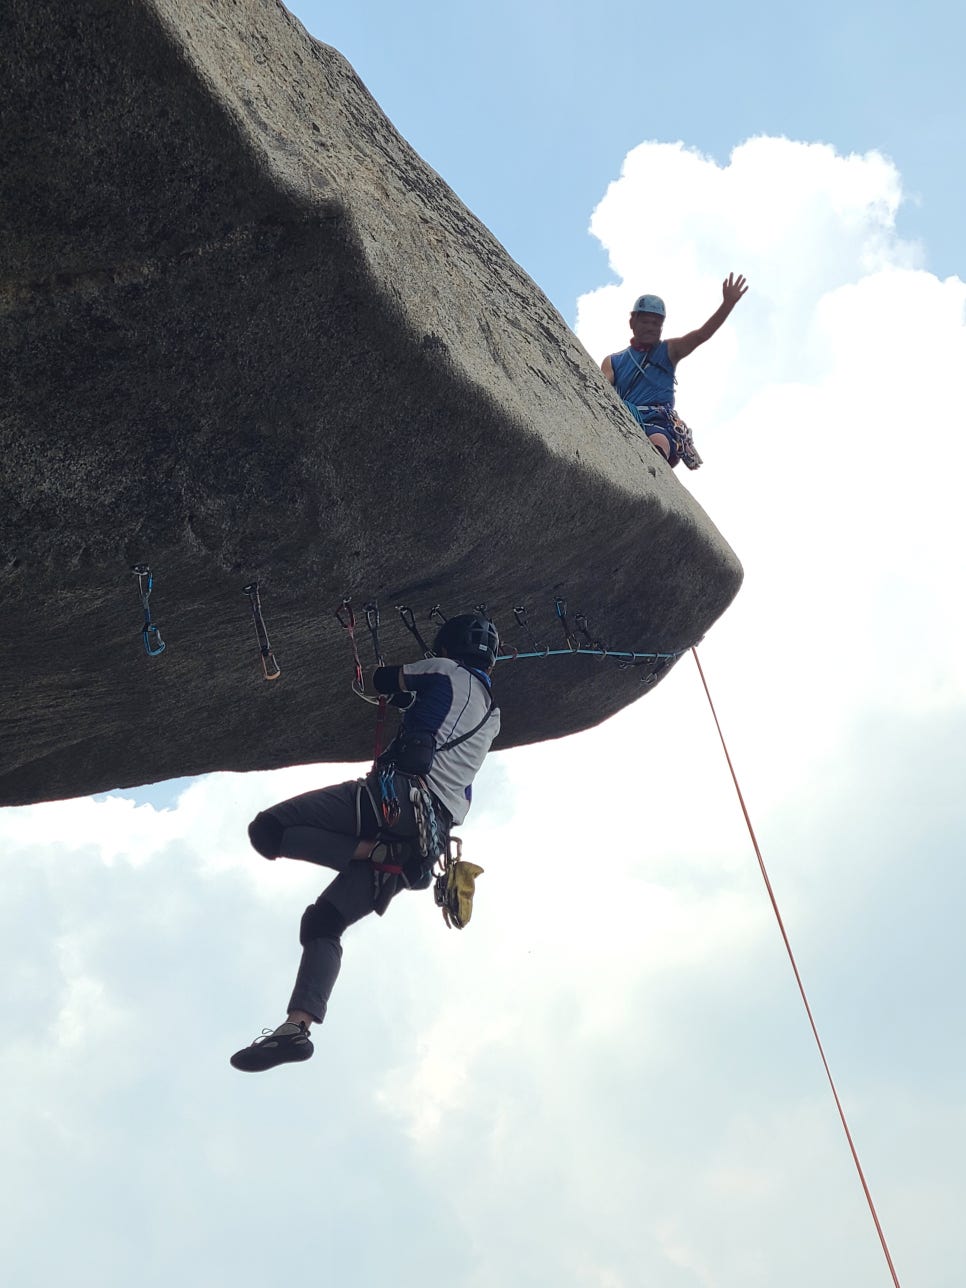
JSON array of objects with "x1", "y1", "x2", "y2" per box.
[
  {"x1": 242, "y1": 582, "x2": 281, "y2": 681},
  {"x1": 395, "y1": 604, "x2": 435, "y2": 658},
  {"x1": 411, "y1": 780, "x2": 443, "y2": 861},
  {"x1": 364, "y1": 601, "x2": 385, "y2": 668},
  {"x1": 554, "y1": 596, "x2": 579, "y2": 652},
  {"x1": 513, "y1": 604, "x2": 549, "y2": 657},
  {"x1": 376, "y1": 761, "x2": 400, "y2": 828},
  {"x1": 361, "y1": 600, "x2": 392, "y2": 765},
  {"x1": 335, "y1": 598, "x2": 365, "y2": 694},
  {"x1": 574, "y1": 611, "x2": 607, "y2": 657},
  {"x1": 131, "y1": 564, "x2": 165, "y2": 657}
]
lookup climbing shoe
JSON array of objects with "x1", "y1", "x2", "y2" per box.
[{"x1": 229, "y1": 1021, "x2": 314, "y2": 1073}]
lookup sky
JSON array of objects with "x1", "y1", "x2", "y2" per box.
[{"x1": 3, "y1": 3, "x2": 966, "y2": 1287}]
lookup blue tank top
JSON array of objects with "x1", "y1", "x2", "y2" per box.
[{"x1": 610, "y1": 342, "x2": 676, "y2": 410}]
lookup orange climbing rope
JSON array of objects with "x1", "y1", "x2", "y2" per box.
[{"x1": 691, "y1": 647, "x2": 903, "y2": 1288}]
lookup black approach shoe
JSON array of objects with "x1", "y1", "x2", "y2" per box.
[{"x1": 230, "y1": 1022, "x2": 314, "y2": 1073}]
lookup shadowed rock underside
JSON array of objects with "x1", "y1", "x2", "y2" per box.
[{"x1": 0, "y1": 0, "x2": 743, "y2": 806}]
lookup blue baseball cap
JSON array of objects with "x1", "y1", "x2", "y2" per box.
[{"x1": 631, "y1": 294, "x2": 666, "y2": 317}]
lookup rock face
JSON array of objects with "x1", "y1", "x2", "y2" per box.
[{"x1": 0, "y1": 0, "x2": 742, "y2": 807}]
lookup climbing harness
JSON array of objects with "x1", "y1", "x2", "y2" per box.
[
  {"x1": 433, "y1": 836, "x2": 484, "y2": 929},
  {"x1": 242, "y1": 582, "x2": 281, "y2": 681},
  {"x1": 131, "y1": 564, "x2": 165, "y2": 657},
  {"x1": 363, "y1": 778, "x2": 447, "y2": 904},
  {"x1": 693, "y1": 647, "x2": 903, "y2": 1288},
  {"x1": 631, "y1": 403, "x2": 703, "y2": 470},
  {"x1": 623, "y1": 346, "x2": 701, "y2": 469},
  {"x1": 623, "y1": 345, "x2": 703, "y2": 470}
]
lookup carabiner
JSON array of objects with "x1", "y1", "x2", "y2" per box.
[
  {"x1": 132, "y1": 564, "x2": 165, "y2": 657},
  {"x1": 142, "y1": 623, "x2": 165, "y2": 657},
  {"x1": 364, "y1": 600, "x2": 385, "y2": 667},
  {"x1": 243, "y1": 581, "x2": 281, "y2": 681}
]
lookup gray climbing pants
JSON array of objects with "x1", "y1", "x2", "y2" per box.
[{"x1": 249, "y1": 776, "x2": 421, "y2": 1024}]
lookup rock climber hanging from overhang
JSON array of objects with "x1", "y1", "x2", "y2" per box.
[
  {"x1": 230, "y1": 612, "x2": 501, "y2": 1073},
  {"x1": 602, "y1": 272, "x2": 748, "y2": 468}
]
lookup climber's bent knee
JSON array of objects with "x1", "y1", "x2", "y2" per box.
[
  {"x1": 646, "y1": 430, "x2": 671, "y2": 460},
  {"x1": 299, "y1": 897, "x2": 349, "y2": 946},
  {"x1": 248, "y1": 811, "x2": 284, "y2": 859}
]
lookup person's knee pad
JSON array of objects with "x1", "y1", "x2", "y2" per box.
[
  {"x1": 248, "y1": 811, "x2": 284, "y2": 859},
  {"x1": 299, "y1": 897, "x2": 349, "y2": 946}
]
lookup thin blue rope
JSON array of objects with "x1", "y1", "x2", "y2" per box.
[{"x1": 495, "y1": 647, "x2": 684, "y2": 663}]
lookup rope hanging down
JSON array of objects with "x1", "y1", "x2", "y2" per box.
[{"x1": 691, "y1": 647, "x2": 903, "y2": 1288}]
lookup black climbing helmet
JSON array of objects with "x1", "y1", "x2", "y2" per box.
[{"x1": 433, "y1": 614, "x2": 500, "y2": 668}]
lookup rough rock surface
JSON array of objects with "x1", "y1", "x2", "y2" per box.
[{"x1": 0, "y1": 0, "x2": 743, "y2": 807}]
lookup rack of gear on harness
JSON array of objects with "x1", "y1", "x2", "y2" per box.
[
  {"x1": 131, "y1": 564, "x2": 165, "y2": 656},
  {"x1": 243, "y1": 581, "x2": 281, "y2": 680}
]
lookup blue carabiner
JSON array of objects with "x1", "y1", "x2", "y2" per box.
[
  {"x1": 132, "y1": 564, "x2": 165, "y2": 657},
  {"x1": 142, "y1": 623, "x2": 166, "y2": 657}
]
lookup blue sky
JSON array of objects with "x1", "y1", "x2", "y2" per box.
[
  {"x1": 3, "y1": 3, "x2": 966, "y2": 1288},
  {"x1": 306, "y1": 0, "x2": 965, "y2": 316}
]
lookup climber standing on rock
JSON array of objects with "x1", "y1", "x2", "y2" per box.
[
  {"x1": 602, "y1": 273, "x2": 748, "y2": 468},
  {"x1": 230, "y1": 613, "x2": 501, "y2": 1073}
]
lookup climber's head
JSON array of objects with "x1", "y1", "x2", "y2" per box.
[
  {"x1": 432, "y1": 614, "x2": 500, "y2": 670},
  {"x1": 629, "y1": 293, "x2": 666, "y2": 347}
]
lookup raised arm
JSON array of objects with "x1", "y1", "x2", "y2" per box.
[{"x1": 666, "y1": 273, "x2": 748, "y2": 365}]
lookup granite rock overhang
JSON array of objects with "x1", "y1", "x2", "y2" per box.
[{"x1": 0, "y1": 0, "x2": 742, "y2": 806}]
